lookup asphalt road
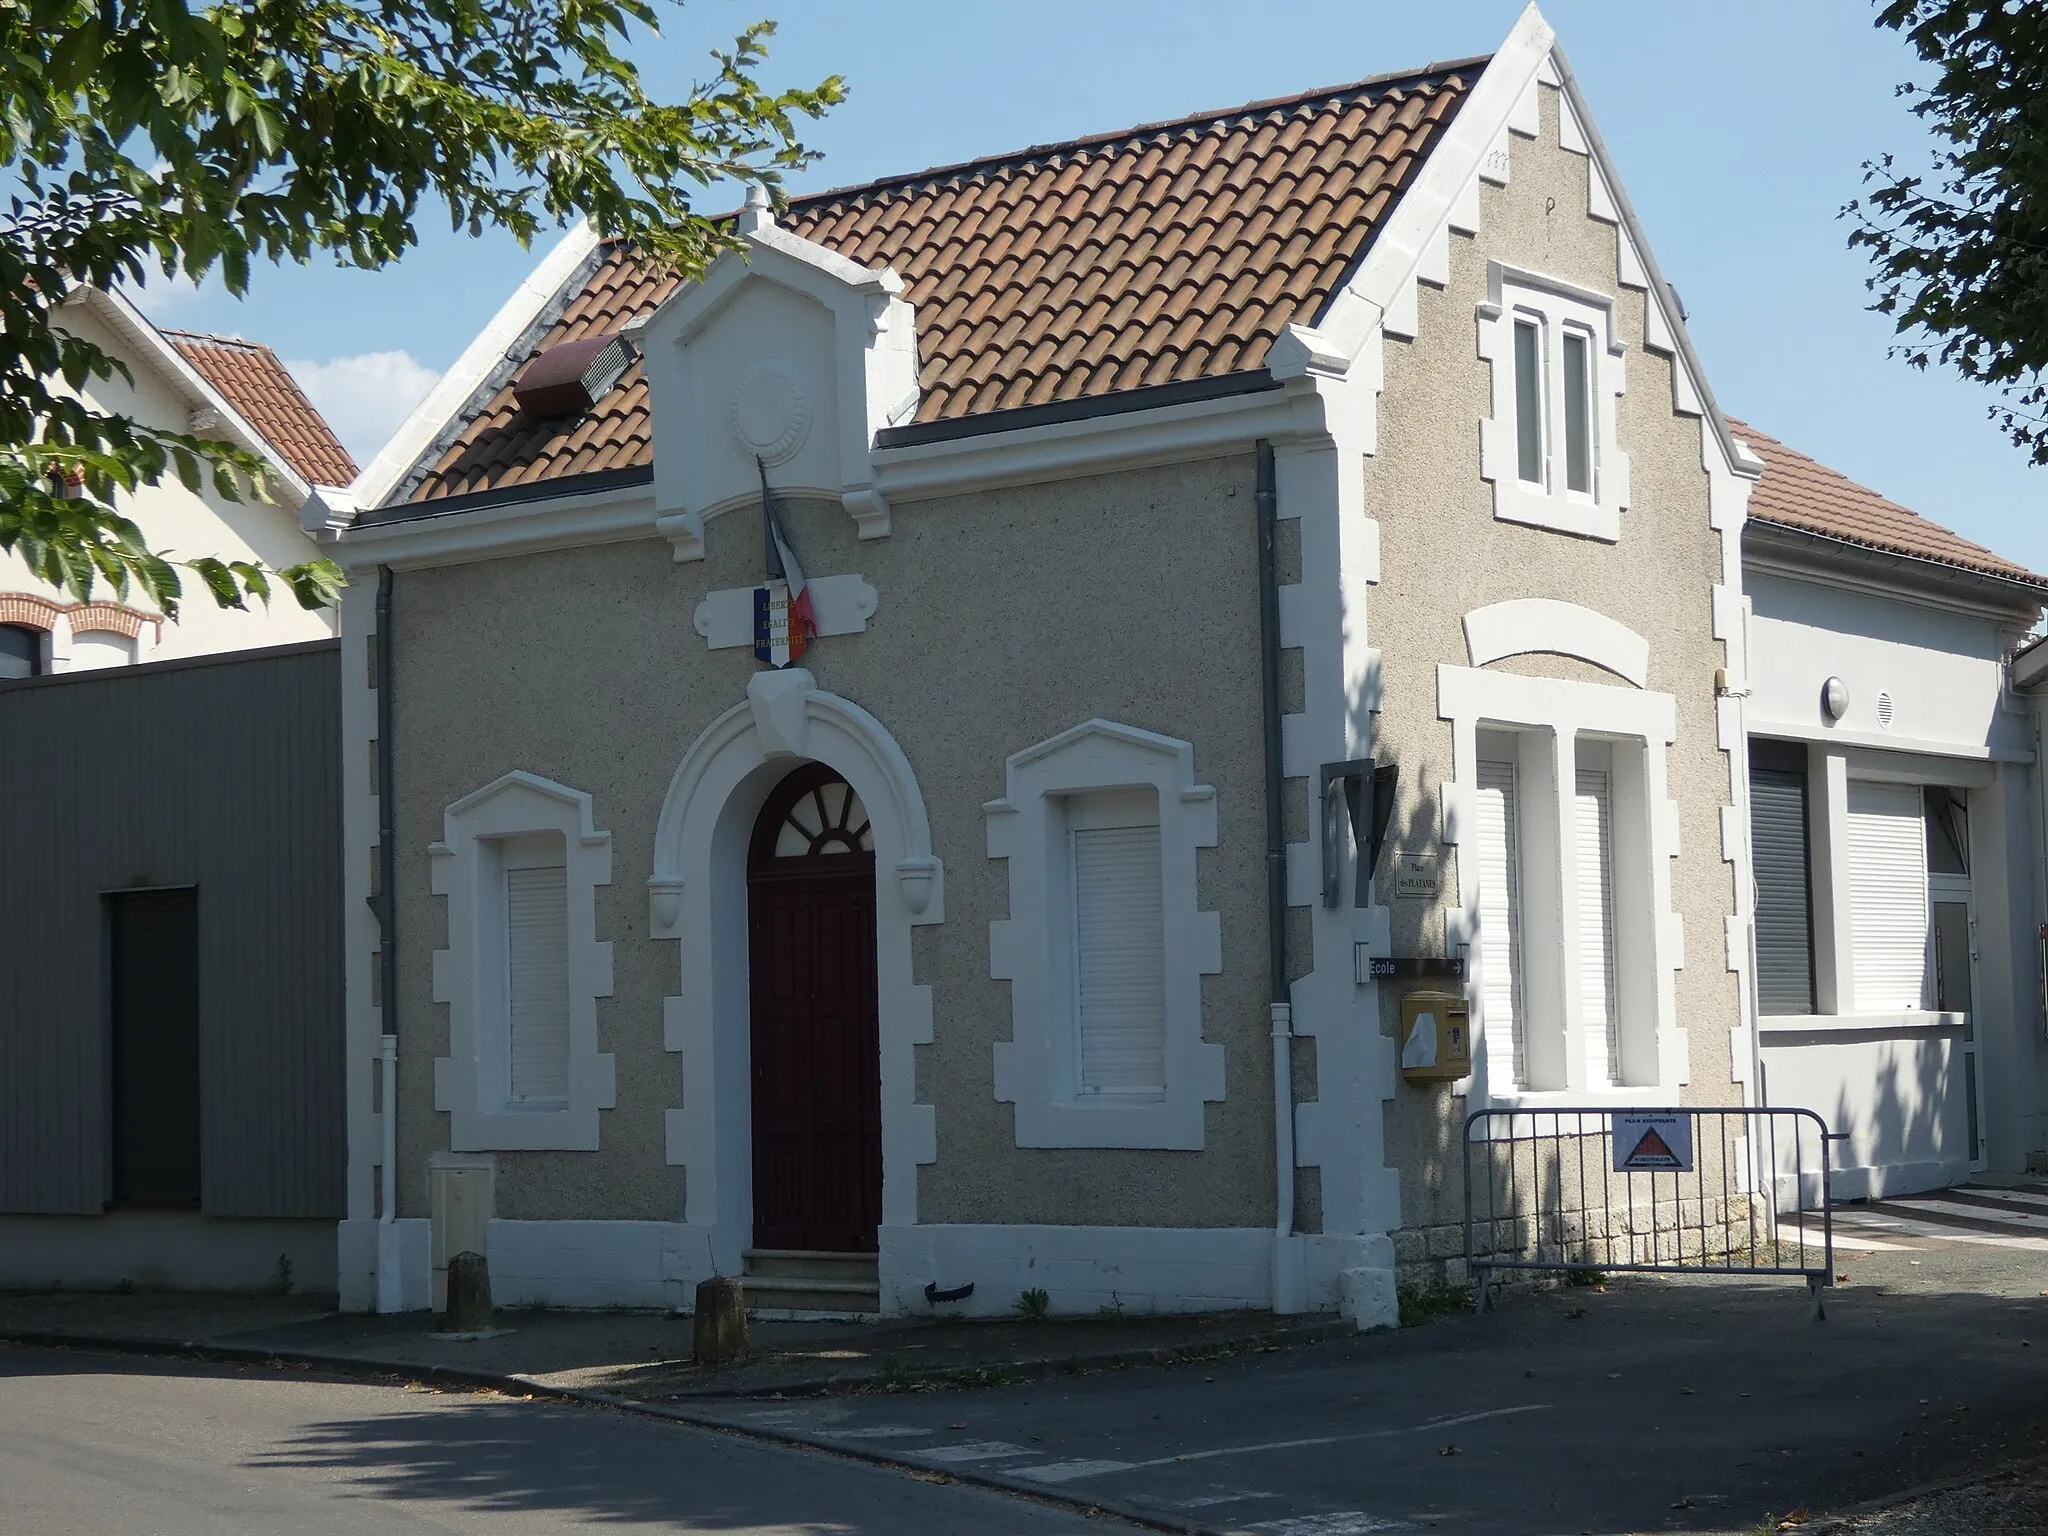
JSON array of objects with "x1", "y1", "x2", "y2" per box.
[
  {"x1": 0, "y1": 1345, "x2": 1129, "y2": 1535},
  {"x1": 2, "y1": 1196, "x2": 2042, "y2": 1536},
  {"x1": 693, "y1": 1235, "x2": 2048, "y2": 1536}
]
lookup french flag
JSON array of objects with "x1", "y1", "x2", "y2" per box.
[{"x1": 756, "y1": 460, "x2": 816, "y2": 666}]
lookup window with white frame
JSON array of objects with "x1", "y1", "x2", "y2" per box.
[
  {"x1": 1444, "y1": 668, "x2": 1681, "y2": 1104},
  {"x1": 1748, "y1": 740, "x2": 1817, "y2": 1016},
  {"x1": 1479, "y1": 263, "x2": 1630, "y2": 542},
  {"x1": 1744, "y1": 748, "x2": 1976, "y2": 1023},
  {"x1": 502, "y1": 835, "x2": 571, "y2": 1104},
  {"x1": 988, "y1": 721, "x2": 1224, "y2": 1149},
  {"x1": 1066, "y1": 790, "x2": 1168, "y2": 1098},
  {"x1": 69, "y1": 628, "x2": 137, "y2": 670},
  {"x1": 432, "y1": 771, "x2": 615, "y2": 1151},
  {"x1": 1473, "y1": 750, "x2": 1530, "y2": 1086},
  {"x1": 1845, "y1": 779, "x2": 1933, "y2": 1012}
]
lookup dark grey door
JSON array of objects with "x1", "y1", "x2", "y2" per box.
[{"x1": 109, "y1": 889, "x2": 201, "y2": 1206}]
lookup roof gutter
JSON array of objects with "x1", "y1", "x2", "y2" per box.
[{"x1": 1744, "y1": 517, "x2": 2048, "y2": 613}]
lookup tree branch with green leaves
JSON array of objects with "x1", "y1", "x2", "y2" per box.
[
  {"x1": 1847, "y1": 0, "x2": 2048, "y2": 464},
  {"x1": 0, "y1": 0, "x2": 842, "y2": 617}
]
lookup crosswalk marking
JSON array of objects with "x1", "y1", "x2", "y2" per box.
[
  {"x1": 1886, "y1": 1195, "x2": 2043, "y2": 1229},
  {"x1": 1832, "y1": 1206, "x2": 2048, "y2": 1251},
  {"x1": 817, "y1": 1425, "x2": 932, "y2": 1440},
  {"x1": 1249, "y1": 1514, "x2": 1413, "y2": 1535},
  {"x1": 915, "y1": 1440, "x2": 1035, "y2": 1465},
  {"x1": 1012, "y1": 1458, "x2": 1137, "y2": 1483},
  {"x1": 1172, "y1": 1488, "x2": 1283, "y2": 1508}
]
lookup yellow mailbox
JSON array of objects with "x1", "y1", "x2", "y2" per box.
[{"x1": 1399, "y1": 988, "x2": 1472, "y2": 1085}]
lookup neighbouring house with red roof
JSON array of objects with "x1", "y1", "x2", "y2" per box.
[
  {"x1": 0, "y1": 288, "x2": 352, "y2": 680},
  {"x1": 319, "y1": 3, "x2": 2048, "y2": 1321}
]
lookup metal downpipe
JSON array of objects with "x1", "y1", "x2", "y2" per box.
[
  {"x1": 374, "y1": 566, "x2": 402, "y2": 1314},
  {"x1": 1256, "y1": 441, "x2": 1301, "y2": 1313}
]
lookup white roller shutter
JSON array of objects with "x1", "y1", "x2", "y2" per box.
[
  {"x1": 1847, "y1": 780, "x2": 1929, "y2": 1012},
  {"x1": 1073, "y1": 824, "x2": 1166, "y2": 1095},
  {"x1": 1474, "y1": 760, "x2": 1527, "y2": 1085},
  {"x1": 1575, "y1": 769, "x2": 1620, "y2": 1087},
  {"x1": 506, "y1": 864, "x2": 571, "y2": 1102}
]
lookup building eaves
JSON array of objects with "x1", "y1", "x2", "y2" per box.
[{"x1": 390, "y1": 54, "x2": 1486, "y2": 512}]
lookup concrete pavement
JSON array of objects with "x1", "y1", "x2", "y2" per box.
[{"x1": 0, "y1": 1344, "x2": 1131, "y2": 1535}]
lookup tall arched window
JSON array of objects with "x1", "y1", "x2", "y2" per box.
[{"x1": 0, "y1": 624, "x2": 43, "y2": 680}]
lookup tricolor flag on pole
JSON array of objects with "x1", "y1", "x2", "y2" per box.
[{"x1": 754, "y1": 458, "x2": 817, "y2": 667}]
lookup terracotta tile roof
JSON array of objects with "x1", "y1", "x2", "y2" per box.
[
  {"x1": 403, "y1": 59, "x2": 1483, "y2": 504},
  {"x1": 1729, "y1": 417, "x2": 2048, "y2": 590},
  {"x1": 162, "y1": 330, "x2": 358, "y2": 487}
]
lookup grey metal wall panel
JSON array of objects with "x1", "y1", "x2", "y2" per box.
[{"x1": 0, "y1": 641, "x2": 343, "y2": 1217}]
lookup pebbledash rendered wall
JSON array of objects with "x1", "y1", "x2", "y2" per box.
[
  {"x1": 1363, "y1": 83, "x2": 1744, "y2": 1283},
  {"x1": 0, "y1": 641, "x2": 345, "y2": 1291},
  {"x1": 381, "y1": 456, "x2": 1279, "y2": 1286}
]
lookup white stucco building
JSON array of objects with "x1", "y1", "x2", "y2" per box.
[
  {"x1": 0, "y1": 287, "x2": 351, "y2": 677},
  {"x1": 1733, "y1": 419, "x2": 2048, "y2": 1198}
]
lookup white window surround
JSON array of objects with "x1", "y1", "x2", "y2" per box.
[
  {"x1": 1462, "y1": 598, "x2": 1650, "y2": 687},
  {"x1": 1477, "y1": 262, "x2": 1630, "y2": 542},
  {"x1": 431, "y1": 770, "x2": 616, "y2": 1152},
  {"x1": 988, "y1": 720, "x2": 1225, "y2": 1150},
  {"x1": 1440, "y1": 665, "x2": 1685, "y2": 1108}
]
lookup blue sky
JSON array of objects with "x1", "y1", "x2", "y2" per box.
[{"x1": 134, "y1": 0, "x2": 2048, "y2": 572}]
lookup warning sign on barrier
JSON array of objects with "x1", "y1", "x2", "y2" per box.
[{"x1": 1613, "y1": 1112, "x2": 1692, "y2": 1172}]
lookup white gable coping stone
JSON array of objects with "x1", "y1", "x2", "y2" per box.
[{"x1": 354, "y1": 220, "x2": 600, "y2": 512}]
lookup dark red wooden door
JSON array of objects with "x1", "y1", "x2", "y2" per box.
[{"x1": 747, "y1": 765, "x2": 881, "y2": 1253}]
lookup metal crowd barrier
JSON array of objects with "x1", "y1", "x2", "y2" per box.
[{"x1": 1462, "y1": 1106, "x2": 1841, "y2": 1319}]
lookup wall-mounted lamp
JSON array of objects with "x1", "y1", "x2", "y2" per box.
[
  {"x1": 1320, "y1": 759, "x2": 1399, "y2": 908},
  {"x1": 1821, "y1": 675, "x2": 1849, "y2": 722}
]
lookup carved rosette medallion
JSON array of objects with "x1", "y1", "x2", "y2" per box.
[{"x1": 727, "y1": 360, "x2": 811, "y2": 467}]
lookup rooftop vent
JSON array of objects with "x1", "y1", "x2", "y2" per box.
[{"x1": 513, "y1": 332, "x2": 635, "y2": 418}]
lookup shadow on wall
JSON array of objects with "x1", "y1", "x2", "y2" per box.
[
  {"x1": 1802, "y1": 1032, "x2": 1961, "y2": 1192},
  {"x1": 1378, "y1": 759, "x2": 1471, "y2": 1229}
]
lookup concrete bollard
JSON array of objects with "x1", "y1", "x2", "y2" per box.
[
  {"x1": 692, "y1": 1275, "x2": 748, "y2": 1366},
  {"x1": 444, "y1": 1250, "x2": 493, "y2": 1333}
]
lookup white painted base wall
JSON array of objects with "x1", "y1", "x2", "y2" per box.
[
  {"x1": 0, "y1": 1212, "x2": 337, "y2": 1294},
  {"x1": 1761, "y1": 1019, "x2": 1973, "y2": 1202},
  {"x1": 489, "y1": 1220, "x2": 702, "y2": 1310},
  {"x1": 337, "y1": 1217, "x2": 1403, "y2": 1321},
  {"x1": 337, "y1": 1217, "x2": 430, "y2": 1313},
  {"x1": 881, "y1": 1224, "x2": 1272, "y2": 1317}
]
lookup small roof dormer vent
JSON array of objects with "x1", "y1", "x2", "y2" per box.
[{"x1": 513, "y1": 331, "x2": 635, "y2": 418}]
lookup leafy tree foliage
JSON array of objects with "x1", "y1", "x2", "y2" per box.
[
  {"x1": 1849, "y1": 1, "x2": 2048, "y2": 463},
  {"x1": 0, "y1": 1, "x2": 841, "y2": 615}
]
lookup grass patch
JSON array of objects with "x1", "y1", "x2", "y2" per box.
[{"x1": 1397, "y1": 1282, "x2": 1475, "y2": 1327}]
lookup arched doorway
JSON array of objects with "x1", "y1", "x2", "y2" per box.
[{"x1": 747, "y1": 763, "x2": 882, "y2": 1252}]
